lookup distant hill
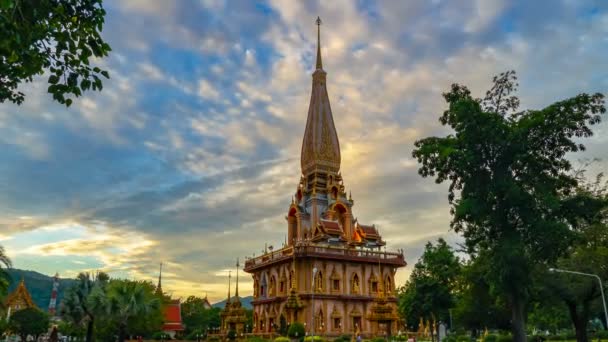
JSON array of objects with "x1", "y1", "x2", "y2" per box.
[
  {"x1": 212, "y1": 296, "x2": 253, "y2": 310},
  {"x1": 4, "y1": 269, "x2": 77, "y2": 310}
]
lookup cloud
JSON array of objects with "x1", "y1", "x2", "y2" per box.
[
  {"x1": 0, "y1": 0, "x2": 606, "y2": 302},
  {"x1": 198, "y1": 79, "x2": 221, "y2": 100}
]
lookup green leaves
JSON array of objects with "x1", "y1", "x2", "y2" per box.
[
  {"x1": 0, "y1": 0, "x2": 112, "y2": 106},
  {"x1": 8, "y1": 307, "x2": 50, "y2": 339},
  {"x1": 398, "y1": 238, "x2": 460, "y2": 330},
  {"x1": 411, "y1": 71, "x2": 606, "y2": 337}
]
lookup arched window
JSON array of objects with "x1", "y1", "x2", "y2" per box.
[
  {"x1": 314, "y1": 270, "x2": 324, "y2": 293},
  {"x1": 269, "y1": 275, "x2": 277, "y2": 297},
  {"x1": 369, "y1": 273, "x2": 379, "y2": 294},
  {"x1": 351, "y1": 273, "x2": 360, "y2": 295},
  {"x1": 385, "y1": 275, "x2": 392, "y2": 295},
  {"x1": 260, "y1": 274, "x2": 267, "y2": 298},
  {"x1": 315, "y1": 308, "x2": 325, "y2": 333}
]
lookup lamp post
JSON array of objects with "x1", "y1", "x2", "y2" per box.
[
  {"x1": 549, "y1": 267, "x2": 608, "y2": 328},
  {"x1": 312, "y1": 267, "x2": 318, "y2": 340}
]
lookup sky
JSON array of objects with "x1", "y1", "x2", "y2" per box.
[{"x1": 1, "y1": 0, "x2": 607, "y2": 303}]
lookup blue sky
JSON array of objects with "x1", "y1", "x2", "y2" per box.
[{"x1": 1, "y1": 0, "x2": 607, "y2": 302}]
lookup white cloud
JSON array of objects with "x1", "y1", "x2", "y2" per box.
[{"x1": 197, "y1": 79, "x2": 221, "y2": 100}]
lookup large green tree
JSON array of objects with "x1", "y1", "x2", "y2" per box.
[
  {"x1": 0, "y1": 0, "x2": 111, "y2": 106},
  {"x1": 398, "y1": 238, "x2": 460, "y2": 340},
  {"x1": 122, "y1": 280, "x2": 163, "y2": 338},
  {"x1": 538, "y1": 173, "x2": 608, "y2": 342},
  {"x1": 181, "y1": 296, "x2": 221, "y2": 334},
  {"x1": 452, "y1": 253, "x2": 511, "y2": 334},
  {"x1": 61, "y1": 272, "x2": 109, "y2": 342},
  {"x1": 412, "y1": 71, "x2": 606, "y2": 341},
  {"x1": 106, "y1": 279, "x2": 160, "y2": 342},
  {"x1": 8, "y1": 307, "x2": 50, "y2": 341}
]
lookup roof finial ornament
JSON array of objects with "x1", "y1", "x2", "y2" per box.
[{"x1": 315, "y1": 16, "x2": 323, "y2": 70}]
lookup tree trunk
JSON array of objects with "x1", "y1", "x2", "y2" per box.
[
  {"x1": 567, "y1": 302, "x2": 589, "y2": 342},
  {"x1": 86, "y1": 318, "x2": 95, "y2": 342},
  {"x1": 118, "y1": 323, "x2": 127, "y2": 342},
  {"x1": 510, "y1": 296, "x2": 527, "y2": 342}
]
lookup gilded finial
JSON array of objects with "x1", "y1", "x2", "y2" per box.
[{"x1": 315, "y1": 17, "x2": 323, "y2": 70}]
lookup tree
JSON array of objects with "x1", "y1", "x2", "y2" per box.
[
  {"x1": 0, "y1": 0, "x2": 111, "y2": 106},
  {"x1": 57, "y1": 320, "x2": 86, "y2": 342},
  {"x1": 107, "y1": 280, "x2": 160, "y2": 342},
  {"x1": 288, "y1": 322, "x2": 305, "y2": 340},
  {"x1": 61, "y1": 272, "x2": 109, "y2": 342},
  {"x1": 538, "y1": 172, "x2": 608, "y2": 342},
  {"x1": 123, "y1": 280, "x2": 163, "y2": 338},
  {"x1": 0, "y1": 245, "x2": 11, "y2": 297},
  {"x1": 412, "y1": 70, "x2": 606, "y2": 341},
  {"x1": 452, "y1": 253, "x2": 511, "y2": 334},
  {"x1": 8, "y1": 307, "x2": 50, "y2": 341},
  {"x1": 398, "y1": 238, "x2": 460, "y2": 340},
  {"x1": 181, "y1": 296, "x2": 221, "y2": 335}
]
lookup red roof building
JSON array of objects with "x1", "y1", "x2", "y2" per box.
[
  {"x1": 162, "y1": 299, "x2": 185, "y2": 333},
  {"x1": 155, "y1": 263, "x2": 185, "y2": 338}
]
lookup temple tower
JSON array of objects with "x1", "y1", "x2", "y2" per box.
[{"x1": 244, "y1": 18, "x2": 406, "y2": 338}]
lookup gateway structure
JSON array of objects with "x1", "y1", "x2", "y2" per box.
[{"x1": 244, "y1": 18, "x2": 406, "y2": 338}]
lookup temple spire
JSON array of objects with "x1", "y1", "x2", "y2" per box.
[
  {"x1": 156, "y1": 262, "x2": 163, "y2": 295},
  {"x1": 227, "y1": 270, "x2": 232, "y2": 304},
  {"x1": 315, "y1": 16, "x2": 322, "y2": 70},
  {"x1": 300, "y1": 17, "x2": 341, "y2": 177}
]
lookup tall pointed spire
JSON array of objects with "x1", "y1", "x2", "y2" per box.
[
  {"x1": 235, "y1": 258, "x2": 240, "y2": 297},
  {"x1": 226, "y1": 270, "x2": 231, "y2": 305},
  {"x1": 301, "y1": 17, "x2": 341, "y2": 177},
  {"x1": 155, "y1": 262, "x2": 163, "y2": 295},
  {"x1": 315, "y1": 16, "x2": 322, "y2": 70}
]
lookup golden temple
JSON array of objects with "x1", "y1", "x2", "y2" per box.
[
  {"x1": 4, "y1": 278, "x2": 37, "y2": 318},
  {"x1": 243, "y1": 17, "x2": 406, "y2": 338}
]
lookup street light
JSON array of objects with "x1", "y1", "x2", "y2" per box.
[
  {"x1": 549, "y1": 267, "x2": 608, "y2": 328},
  {"x1": 312, "y1": 266, "x2": 318, "y2": 340}
]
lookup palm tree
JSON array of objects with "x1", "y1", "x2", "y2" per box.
[
  {"x1": 108, "y1": 281, "x2": 160, "y2": 342},
  {"x1": 61, "y1": 272, "x2": 109, "y2": 342},
  {"x1": 0, "y1": 245, "x2": 12, "y2": 296}
]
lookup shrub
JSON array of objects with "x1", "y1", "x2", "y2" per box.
[
  {"x1": 483, "y1": 334, "x2": 498, "y2": 342},
  {"x1": 303, "y1": 336, "x2": 325, "y2": 342},
  {"x1": 151, "y1": 332, "x2": 168, "y2": 340},
  {"x1": 370, "y1": 338, "x2": 386, "y2": 342},
  {"x1": 208, "y1": 337, "x2": 221, "y2": 342},
  {"x1": 595, "y1": 330, "x2": 608, "y2": 339},
  {"x1": 288, "y1": 322, "x2": 306, "y2": 339},
  {"x1": 275, "y1": 337, "x2": 291, "y2": 342},
  {"x1": 442, "y1": 334, "x2": 459, "y2": 342},
  {"x1": 545, "y1": 335, "x2": 565, "y2": 341},
  {"x1": 457, "y1": 335, "x2": 473, "y2": 342},
  {"x1": 527, "y1": 335, "x2": 546, "y2": 342},
  {"x1": 496, "y1": 335, "x2": 512, "y2": 342},
  {"x1": 247, "y1": 337, "x2": 270, "y2": 342}
]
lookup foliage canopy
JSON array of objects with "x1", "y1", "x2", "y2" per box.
[
  {"x1": 0, "y1": 0, "x2": 111, "y2": 106},
  {"x1": 412, "y1": 70, "x2": 606, "y2": 340}
]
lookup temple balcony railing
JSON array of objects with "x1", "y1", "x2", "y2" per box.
[{"x1": 243, "y1": 242, "x2": 406, "y2": 272}]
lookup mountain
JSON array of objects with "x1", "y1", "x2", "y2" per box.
[
  {"x1": 212, "y1": 296, "x2": 253, "y2": 310},
  {"x1": 4, "y1": 269, "x2": 77, "y2": 310}
]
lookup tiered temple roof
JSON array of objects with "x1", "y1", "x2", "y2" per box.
[{"x1": 5, "y1": 279, "x2": 36, "y2": 313}]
